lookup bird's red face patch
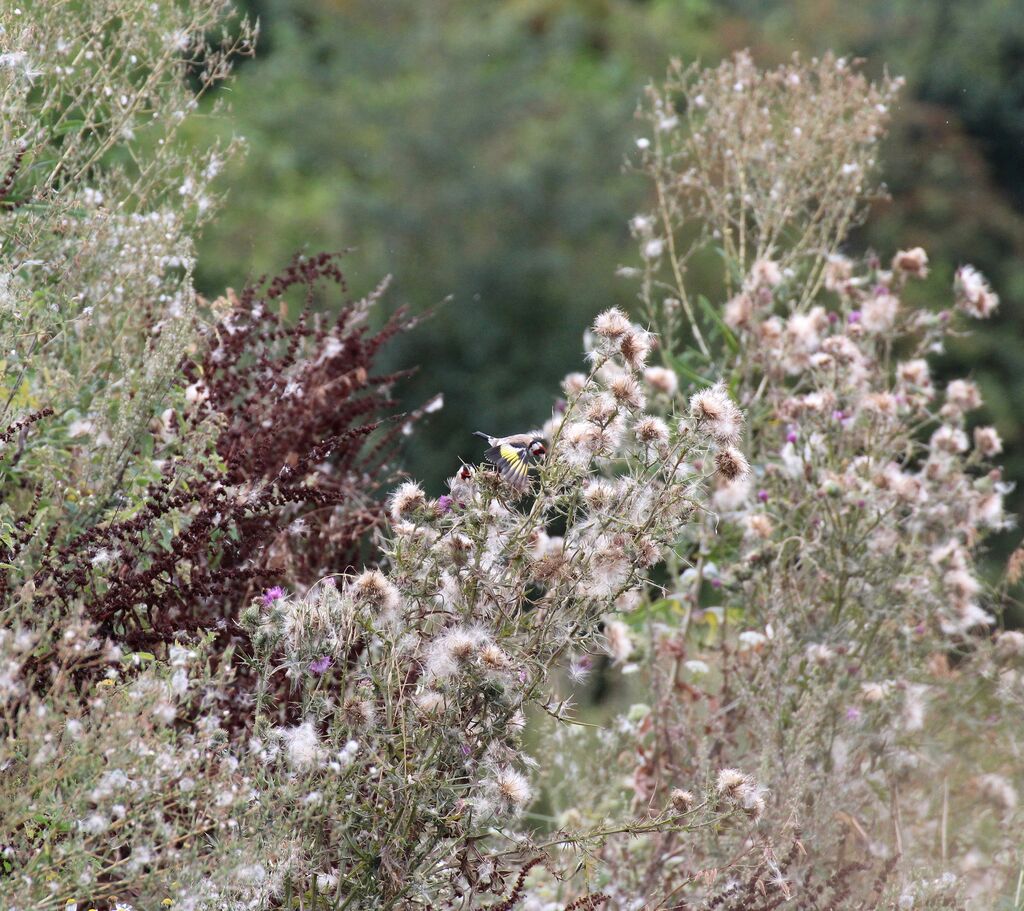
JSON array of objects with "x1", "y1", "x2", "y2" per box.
[{"x1": 529, "y1": 440, "x2": 547, "y2": 458}]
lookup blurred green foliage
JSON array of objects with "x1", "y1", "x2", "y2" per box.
[
  {"x1": 196, "y1": 0, "x2": 1024, "y2": 532},
  {"x1": 194, "y1": 0, "x2": 719, "y2": 487}
]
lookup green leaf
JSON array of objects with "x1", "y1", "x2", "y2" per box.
[
  {"x1": 623, "y1": 595, "x2": 686, "y2": 631},
  {"x1": 0, "y1": 519, "x2": 16, "y2": 551},
  {"x1": 52, "y1": 118, "x2": 86, "y2": 137},
  {"x1": 666, "y1": 352, "x2": 714, "y2": 388},
  {"x1": 714, "y1": 245, "x2": 747, "y2": 287},
  {"x1": 697, "y1": 294, "x2": 739, "y2": 354}
]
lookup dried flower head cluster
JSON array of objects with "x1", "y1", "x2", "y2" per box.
[
  {"x1": 185, "y1": 252, "x2": 421, "y2": 593},
  {"x1": 632, "y1": 51, "x2": 900, "y2": 359}
]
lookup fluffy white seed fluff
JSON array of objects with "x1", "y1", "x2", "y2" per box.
[
  {"x1": 689, "y1": 383, "x2": 743, "y2": 445},
  {"x1": 280, "y1": 721, "x2": 323, "y2": 771}
]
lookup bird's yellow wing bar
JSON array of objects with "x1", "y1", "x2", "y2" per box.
[{"x1": 497, "y1": 443, "x2": 530, "y2": 488}]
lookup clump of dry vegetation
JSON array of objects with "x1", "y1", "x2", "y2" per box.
[{"x1": 0, "y1": 7, "x2": 1019, "y2": 910}]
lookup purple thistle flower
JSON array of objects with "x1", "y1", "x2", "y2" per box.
[
  {"x1": 845, "y1": 706, "x2": 861, "y2": 722},
  {"x1": 262, "y1": 586, "x2": 285, "y2": 606},
  {"x1": 309, "y1": 655, "x2": 333, "y2": 675},
  {"x1": 848, "y1": 310, "x2": 861, "y2": 323},
  {"x1": 786, "y1": 429, "x2": 798, "y2": 444},
  {"x1": 437, "y1": 495, "x2": 454, "y2": 514},
  {"x1": 757, "y1": 489, "x2": 769, "y2": 503},
  {"x1": 827, "y1": 311, "x2": 838, "y2": 323}
]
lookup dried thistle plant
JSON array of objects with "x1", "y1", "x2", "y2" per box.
[
  {"x1": 225, "y1": 306, "x2": 744, "y2": 908},
  {"x1": 541, "y1": 52, "x2": 1017, "y2": 911}
]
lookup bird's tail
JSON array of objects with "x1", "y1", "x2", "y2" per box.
[{"x1": 473, "y1": 430, "x2": 493, "y2": 441}]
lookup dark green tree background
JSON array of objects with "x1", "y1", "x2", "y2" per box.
[{"x1": 194, "y1": 0, "x2": 1024, "y2": 541}]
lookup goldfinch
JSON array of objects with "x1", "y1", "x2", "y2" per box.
[{"x1": 474, "y1": 431, "x2": 547, "y2": 491}]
